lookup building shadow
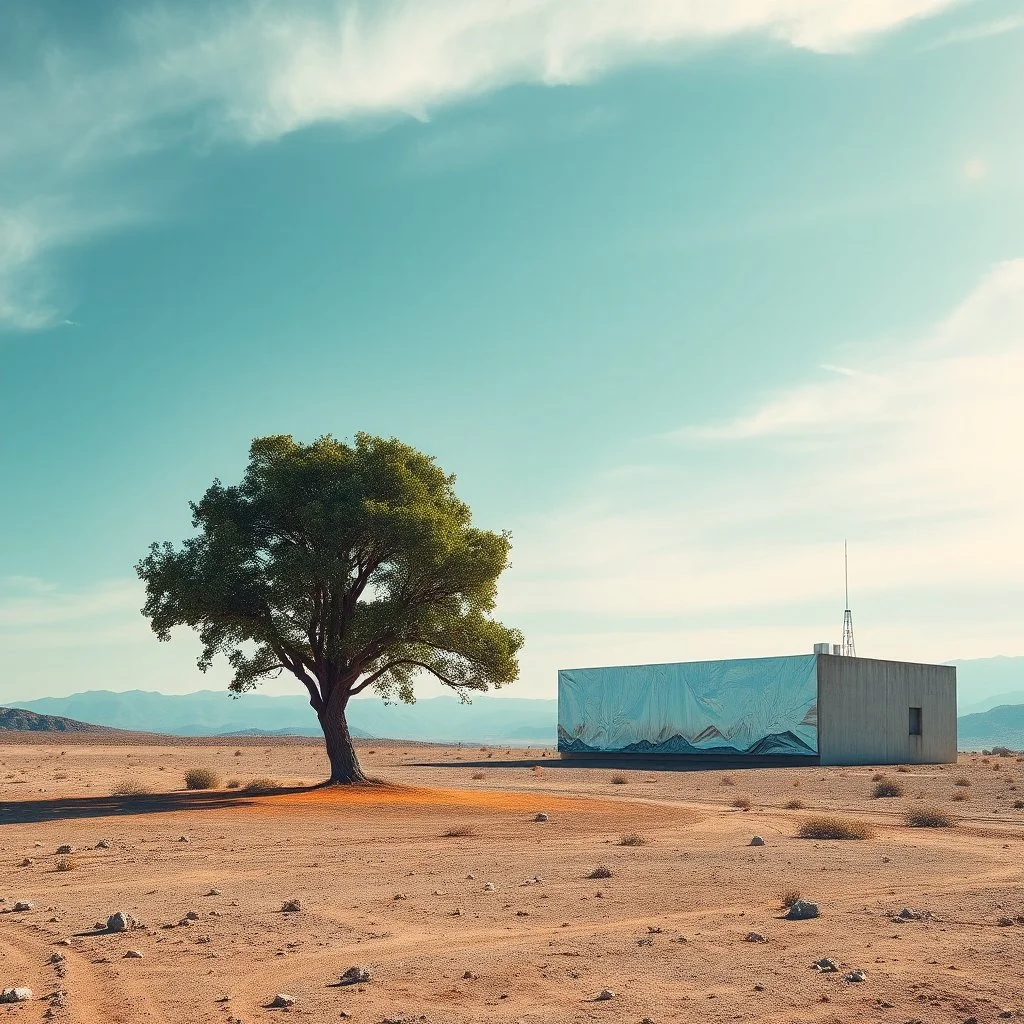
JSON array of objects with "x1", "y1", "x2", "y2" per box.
[
  {"x1": 407, "y1": 755, "x2": 818, "y2": 772},
  {"x1": 0, "y1": 787, "x2": 309, "y2": 825}
]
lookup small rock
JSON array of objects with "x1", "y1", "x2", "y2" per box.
[
  {"x1": 462, "y1": 970, "x2": 478, "y2": 980},
  {"x1": 393, "y1": 893, "x2": 407, "y2": 901},
  {"x1": 268, "y1": 993, "x2": 295, "y2": 1008},
  {"x1": 12, "y1": 901, "x2": 34, "y2": 912},
  {"x1": 124, "y1": 950, "x2": 144, "y2": 958},
  {"x1": 749, "y1": 836, "x2": 765, "y2": 846},
  {"x1": 753, "y1": 983, "x2": 766, "y2": 991},
  {"x1": 206, "y1": 888, "x2": 221, "y2": 897},
  {"x1": 184, "y1": 910, "x2": 200, "y2": 921},
  {"x1": 55, "y1": 845, "x2": 74, "y2": 855},
  {"x1": 281, "y1": 899, "x2": 301, "y2": 913},
  {"x1": 745, "y1": 931, "x2": 768, "y2": 943},
  {"x1": 594, "y1": 989, "x2": 615, "y2": 1001},
  {"x1": 95, "y1": 840, "x2": 111, "y2": 850},
  {"x1": 178, "y1": 836, "x2": 190, "y2": 843},
  {"x1": 534, "y1": 813, "x2": 549, "y2": 822},
  {"x1": 107, "y1": 911, "x2": 140, "y2": 932},
  {"x1": 452, "y1": 908, "x2": 463, "y2": 917},
  {"x1": 786, "y1": 900, "x2": 820, "y2": 920},
  {"x1": 844, "y1": 970, "x2": 866, "y2": 983},
  {"x1": 19, "y1": 858, "x2": 33, "y2": 867},
  {"x1": 466, "y1": 873, "x2": 475, "y2": 880},
  {"x1": 812, "y1": 958, "x2": 839, "y2": 973},
  {"x1": 57, "y1": 939, "x2": 72, "y2": 947},
  {"x1": 338, "y1": 966, "x2": 370, "y2": 986},
  {"x1": 0, "y1": 989, "x2": 33, "y2": 1003},
  {"x1": 483, "y1": 882, "x2": 495, "y2": 892}
]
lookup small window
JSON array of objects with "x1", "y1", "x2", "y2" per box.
[{"x1": 909, "y1": 707, "x2": 922, "y2": 736}]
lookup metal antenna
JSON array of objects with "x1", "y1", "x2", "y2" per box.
[{"x1": 842, "y1": 540, "x2": 856, "y2": 657}]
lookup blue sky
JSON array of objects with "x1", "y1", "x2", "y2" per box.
[{"x1": 1, "y1": 0, "x2": 1022, "y2": 701}]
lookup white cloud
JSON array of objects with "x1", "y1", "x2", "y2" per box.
[
  {"x1": 0, "y1": 0, "x2": 962, "y2": 331},
  {"x1": 924, "y1": 13, "x2": 1024, "y2": 49},
  {"x1": 500, "y1": 260, "x2": 1024, "y2": 674}
]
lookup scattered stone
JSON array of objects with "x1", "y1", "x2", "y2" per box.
[
  {"x1": 462, "y1": 971, "x2": 478, "y2": 980},
  {"x1": 812, "y1": 958, "x2": 839, "y2": 973},
  {"x1": 95, "y1": 840, "x2": 111, "y2": 850},
  {"x1": 184, "y1": 910, "x2": 200, "y2": 921},
  {"x1": 483, "y1": 882, "x2": 495, "y2": 892},
  {"x1": 281, "y1": 899, "x2": 301, "y2": 913},
  {"x1": 205, "y1": 888, "x2": 222, "y2": 897},
  {"x1": 57, "y1": 939, "x2": 72, "y2": 947},
  {"x1": 19, "y1": 858, "x2": 33, "y2": 867},
  {"x1": 392, "y1": 893, "x2": 407, "y2": 901},
  {"x1": 749, "y1": 836, "x2": 765, "y2": 846},
  {"x1": 12, "y1": 901, "x2": 34, "y2": 912},
  {"x1": 466, "y1": 873, "x2": 475, "y2": 880},
  {"x1": 786, "y1": 900, "x2": 820, "y2": 920},
  {"x1": 753, "y1": 983, "x2": 766, "y2": 992},
  {"x1": 338, "y1": 966, "x2": 371, "y2": 986},
  {"x1": 124, "y1": 950, "x2": 144, "y2": 959},
  {"x1": 451, "y1": 908, "x2": 463, "y2": 917},
  {"x1": 594, "y1": 989, "x2": 615, "y2": 1001},
  {"x1": 107, "y1": 911, "x2": 140, "y2": 932},
  {"x1": 268, "y1": 993, "x2": 295, "y2": 1008},
  {"x1": 746, "y1": 931, "x2": 769, "y2": 943},
  {"x1": 896, "y1": 907, "x2": 931, "y2": 921},
  {"x1": 845, "y1": 970, "x2": 866, "y2": 983},
  {"x1": 534, "y1": 813, "x2": 549, "y2": 822},
  {"x1": 0, "y1": 988, "x2": 32, "y2": 1003},
  {"x1": 55, "y1": 845, "x2": 74, "y2": 855}
]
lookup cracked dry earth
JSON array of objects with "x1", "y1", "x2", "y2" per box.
[{"x1": 2, "y1": 740, "x2": 1024, "y2": 1023}]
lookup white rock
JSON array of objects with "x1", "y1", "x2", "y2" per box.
[
  {"x1": 483, "y1": 882, "x2": 496, "y2": 892},
  {"x1": 0, "y1": 988, "x2": 32, "y2": 1003},
  {"x1": 269, "y1": 993, "x2": 295, "y2": 1007}
]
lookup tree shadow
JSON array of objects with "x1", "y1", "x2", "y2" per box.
[{"x1": 0, "y1": 786, "x2": 312, "y2": 825}]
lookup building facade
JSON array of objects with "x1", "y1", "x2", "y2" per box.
[{"x1": 558, "y1": 653, "x2": 956, "y2": 766}]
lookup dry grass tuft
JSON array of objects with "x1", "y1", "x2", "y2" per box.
[
  {"x1": 797, "y1": 815, "x2": 874, "y2": 840},
  {"x1": 54, "y1": 856, "x2": 77, "y2": 872},
  {"x1": 184, "y1": 767, "x2": 220, "y2": 791},
  {"x1": 618, "y1": 833, "x2": 648, "y2": 846},
  {"x1": 779, "y1": 888, "x2": 802, "y2": 909},
  {"x1": 954, "y1": 776, "x2": 971, "y2": 787},
  {"x1": 111, "y1": 779, "x2": 150, "y2": 798},
  {"x1": 871, "y1": 772, "x2": 886, "y2": 782},
  {"x1": 905, "y1": 806, "x2": 954, "y2": 828},
  {"x1": 442, "y1": 825, "x2": 476, "y2": 838},
  {"x1": 731, "y1": 795, "x2": 752, "y2": 810},
  {"x1": 720, "y1": 774, "x2": 736, "y2": 786},
  {"x1": 609, "y1": 774, "x2": 628, "y2": 785},
  {"x1": 871, "y1": 779, "x2": 904, "y2": 798},
  {"x1": 1012, "y1": 799, "x2": 1024, "y2": 809},
  {"x1": 471, "y1": 772, "x2": 486, "y2": 780},
  {"x1": 895, "y1": 765, "x2": 910, "y2": 773},
  {"x1": 588, "y1": 865, "x2": 613, "y2": 879},
  {"x1": 241, "y1": 777, "x2": 279, "y2": 794},
  {"x1": 951, "y1": 790, "x2": 968, "y2": 802},
  {"x1": 783, "y1": 798, "x2": 806, "y2": 810},
  {"x1": 225, "y1": 778, "x2": 241, "y2": 789}
]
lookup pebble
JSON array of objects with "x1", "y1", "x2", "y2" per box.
[
  {"x1": 107, "y1": 911, "x2": 140, "y2": 932},
  {"x1": 339, "y1": 966, "x2": 370, "y2": 986},
  {"x1": 205, "y1": 889, "x2": 221, "y2": 897},
  {"x1": 749, "y1": 836, "x2": 765, "y2": 846},
  {"x1": 595, "y1": 989, "x2": 615, "y2": 1001},
  {"x1": 124, "y1": 950, "x2": 144, "y2": 959},
  {"x1": 786, "y1": 900, "x2": 820, "y2": 920},
  {"x1": 484, "y1": 882, "x2": 495, "y2": 892},
  {"x1": 12, "y1": 901, "x2": 34, "y2": 912},
  {"x1": 269, "y1": 993, "x2": 295, "y2": 1008},
  {"x1": 0, "y1": 988, "x2": 33, "y2": 1003},
  {"x1": 534, "y1": 813, "x2": 549, "y2": 822},
  {"x1": 55, "y1": 845, "x2": 74, "y2": 855},
  {"x1": 95, "y1": 840, "x2": 111, "y2": 850},
  {"x1": 812, "y1": 958, "x2": 839, "y2": 973},
  {"x1": 745, "y1": 931, "x2": 769, "y2": 943},
  {"x1": 845, "y1": 970, "x2": 866, "y2": 983},
  {"x1": 281, "y1": 899, "x2": 301, "y2": 912},
  {"x1": 178, "y1": 836, "x2": 190, "y2": 844}
]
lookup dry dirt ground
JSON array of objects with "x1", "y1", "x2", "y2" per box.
[{"x1": 2, "y1": 739, "x2": 1024, "y2": 1024}]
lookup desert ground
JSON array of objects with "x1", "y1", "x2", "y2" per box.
[{"x1": 2, "y1": 739, "x2": 1023, "y2": 1024}]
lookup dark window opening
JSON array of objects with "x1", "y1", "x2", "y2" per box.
[{"x1": 909, "y1": 707, "x2": 922, "y2": 736}]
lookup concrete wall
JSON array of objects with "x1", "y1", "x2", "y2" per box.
[{"x1": 817, "y1": 655, "x2": 956, "y2": 765}]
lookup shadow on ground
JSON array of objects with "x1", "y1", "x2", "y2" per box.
[
  {"x1": 0, "y1": 787, "x2": 311, "y2": 825},
  {"x1": 407, "y1": 755, "x2": 818, "y2": 772}
]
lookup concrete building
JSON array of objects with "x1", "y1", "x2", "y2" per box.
[{"x1": 558, "y1": 652, "x2": 956, "y2": 766}]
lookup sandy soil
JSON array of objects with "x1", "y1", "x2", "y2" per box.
[{"x1": 2, "y1": 740, "x2": 1023, "y2": 1024}]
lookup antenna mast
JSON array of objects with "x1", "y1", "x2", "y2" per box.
[{"x1": 841, "y1": 540, "x2": 856, "y2": 657}]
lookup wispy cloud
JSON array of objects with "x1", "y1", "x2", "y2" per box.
[
  {"x1": 1, "y1": 0, "x2": 962, "y2": 331},
  {"x1": 500, "y1": 260, "x2": 1024, "y2": 672},
  {"x1": 924, "y1": 13, "x2": 1024, "y2": 49}
]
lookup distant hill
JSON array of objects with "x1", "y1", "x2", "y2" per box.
[
  {"x1": 957, "y1": 704, "x2": 1024, "y2": 751},
  {"x1": 0, "y1": 706, "x2": 113, "y2": 733},
  {"x1": 948, "y1": 656, "x2": 1024, "y2": 712},
  {"x1": 11, "y1": 690, "x2": 557, "y2": 744}
]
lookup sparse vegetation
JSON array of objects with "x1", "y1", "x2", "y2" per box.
[
  {"x1": 1013, "y1": 800, "x2": 1024, "y2": 809},
  {"x1": 184, "y1": 767, "x2": 220, "y2": 790},
  {"x1": 442, "y1": 825, "x2": 475, "y2": 838},
  {"x1": 720, "y1": 774, "x2": 736, "y2": 786},
  {"x1": 54, "y1": 856, "x2": 77, "y2": 872},
  {"x1": 895, "y1": 765, "x2": 910, "y2": 773},
  {"x1": 471, "y1": 772, "x2": 486, "y2": 780},
  {"x1": 951, "y1": 790, "x2": 968, "y2": 801},
  {"x1": 954, "y1": 777, "x2": 971, "y2": 786},
  {"x1": 588, "y1": 865, "x2": 613, "y2": 879},
  {"x1": 241, "y1": 777, "x2": 279, "y2": 794},
  {"x1": 111, "y1": 779, "x2": 150, "y2": 798},
  {"x1": 871, "y1": 772, "x2": 886, "y2": 782},
  {"x1": 779, "y1": 888, "x2": 802, "y2": 909},
  {"x1": 797, "y1": 815, "x2": 874, "y2": 840},
  {"x1": 731, "y1": 795, "x2": 752, "y2": 810},
  {"x1": 619, "y1": 833, "x2": 648, "y2": 846},
  {"x1": 905, "y1": 806, "x2": 954, "y2": 828},
  {"x1": 872, "y1": 778, "x2": 904, "y2": 798},
  {"x1": 226, "y1": 778, "x2": 241, "y2": 789},
  {"x1": 783, "y1": 798, "x2": 805, "y2": 810},
  {"x1": 609, "y1": 774, "x2": 628, "y2": 785}
]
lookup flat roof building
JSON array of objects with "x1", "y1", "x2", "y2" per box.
[{"x1": 558, "y1": 653, "x2": 956, "y2": 766}]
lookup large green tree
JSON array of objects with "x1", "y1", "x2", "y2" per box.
[{"x1": 136, "y1": 434, "x2": 523, "y2": 783}]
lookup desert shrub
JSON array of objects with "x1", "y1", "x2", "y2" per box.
[
  {"x1": 532, "y1": 765, "x2": 542, "y2": 775},
  {"x1": 618, "y1": 833, "x2": 647, "y2": 846},
  {"x1": 905, "y1": 806, "x2": 954, "y2": 827},
  {"x1": 797, "y1": 815, "x2": 874, "y2": 840},
  {"x1": 226, "y1": 778, "x2": 240, "y2": 789},
  {"x1": 1013, "y1": 799, "x2": 1024, "y2": 809},
  {"x1": 241, "y1": 777, "x2": 279, "y2": 794},
  {"x1": 442, "y1": 825, "x2": 475, "y2": 838},
  {"x1": 54, "y1": 856, "x2": 76, "y2": 872},
  {"x1": 471, "y1": 771, "x2": 486, "y2": 780},
  {"x1": 895, "y1": 765, "x2": 910, "y2": 773},
  {"x1": 783, "y1": 798, "x2": 806, "y2": 810},
  {"x1": 233, "y1": 750, "x2": 242, "y2": 756},
  {"x1": 954, "y1": 777, "x2": 971, "y2": 786},
  {"x1": 184, "y1": 767, "x2": 220, "y2": 790},
  {"x1": 779, "y1": 888, "x2": 801, "y2": 908},
  {"x1": 993, "y1": 762, "x2": 1002, "y2": 771},
  {"x1": 951, "y1": 791, "x2": 968, "y2": 801},
  {"x1": 111, "y1": 779, "x2": 150, "y2": 798},
  {"x1": 871, "y1": 772, "x2": 886, "y2": 783},
  {"x1": 720, "y1": 775, "x2": 736, "y2": 786},
  {"x1": 732, "y1": 795, "x2": 752, "y2": 810},
  {"x1": 609, "y1": 774, "x2": 628, "y2": 785},
  {"x1": 872, "y1": 779, "x2": 904, "y2": 798},
  {"x1": 588, "y1": 865, "x2": 613, "y2": 879}
]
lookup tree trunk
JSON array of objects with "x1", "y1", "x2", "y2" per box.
[{"x1": 318, "y1": 703, "x2": 367, "y2": 784}]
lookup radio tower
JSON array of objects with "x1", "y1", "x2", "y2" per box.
[{"x1": 841, "y1": 540, "x2": 856, "y2": 657}]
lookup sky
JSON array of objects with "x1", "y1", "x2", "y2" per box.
[{"x1": 1, "y1": 0, "x2": 1022, "y2": 703}]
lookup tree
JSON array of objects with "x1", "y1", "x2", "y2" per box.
[{"x1": 136, "y1": 433, "x2": 524, "y2": 783}]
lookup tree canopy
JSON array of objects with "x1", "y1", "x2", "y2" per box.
[{"x1": 136, "y1": 433, "x2": 524, "y2": 782}]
